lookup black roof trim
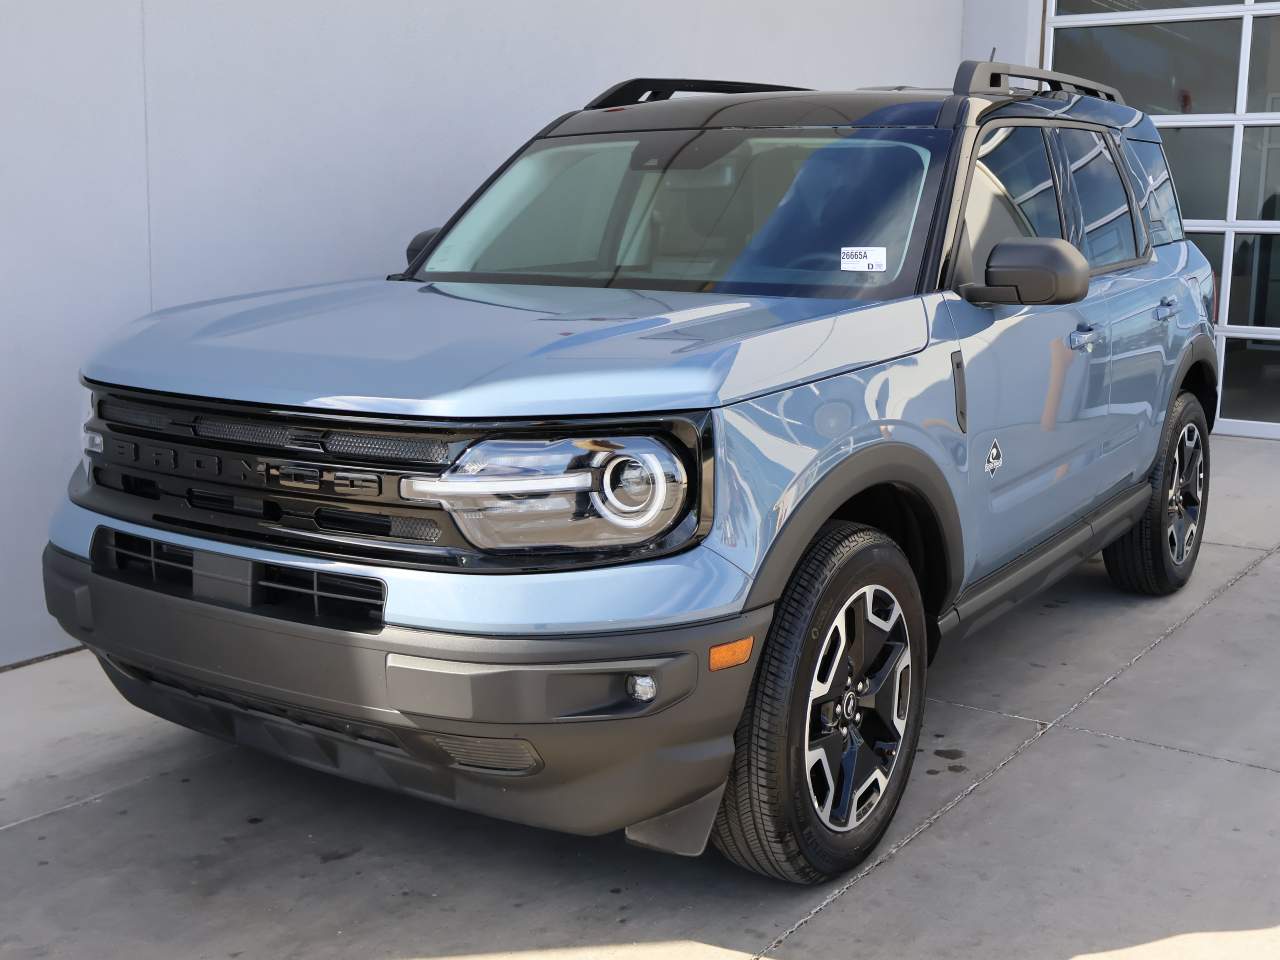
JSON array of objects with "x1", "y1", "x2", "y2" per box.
[
  {"x1": 955, "y1": 60, "x2": 1124, "y2": 104},
  {"x1": 585, "y1": 77, "x2": 811, "y2": 110}
]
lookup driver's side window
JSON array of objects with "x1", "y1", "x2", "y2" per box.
[{"x1": 958, "y1": 125, "x2": 1063, "y2": 286}]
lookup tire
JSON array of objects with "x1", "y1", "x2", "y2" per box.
[
  {"x1": 711, "y1": 522, "x2": 927, "y2": 883},
  {"x1": 1103, "y1": 391, "x2": 1210, "y2": 596}
]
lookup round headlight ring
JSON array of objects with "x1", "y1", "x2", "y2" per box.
[
  {"x1": 602, "y1": 455, "x2": 656, "y2": 515},
  {"x1": 592, "y1": 452, "x2": 669, "y2": 529}
]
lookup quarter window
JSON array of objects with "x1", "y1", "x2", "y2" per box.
[
  {"x1": 1059, "y1": 128, "x2": 1139, "y2": 270},
  {"x1": 959, "y1": 125, "x2": 1062, "y2": 284},
  {"x1": 1123, "y1": 139, "x2": 1184, "y2": 247}
]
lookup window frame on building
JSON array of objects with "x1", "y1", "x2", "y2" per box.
[{"x1": 1047, "y1": 0, "x2": 1280, "y2": 439}]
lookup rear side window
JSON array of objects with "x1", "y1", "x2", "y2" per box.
[
  {"x1": 1059, "y1": 128, "x2": 1139, "y2": 270},
  {"x1": 960, "y1": 125, "x2": 1063, "y2": 282},
  {"x1": 1122, "y1": 138, "x2": 1185, "y2": 246}
]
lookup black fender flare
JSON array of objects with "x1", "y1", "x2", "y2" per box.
[
  {"x1": 1171, "y1": 333, "x2": 1218, "y2": 420},
  {"x1": 742, "y1": 441, "x2": 965, "y2": 614},
  {"x1": 1145, "y1": 333, "x2": 1218, "y2": 479}
]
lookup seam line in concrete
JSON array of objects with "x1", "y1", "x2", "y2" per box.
[
  {"x1": 926, "y1": 695, "x2": 1048, "y2": 726},
  {"x1": 1059, "y1": 723, "x2": 1280, "y2": 776},
  {"x1": 758, "y1": 541, "x2": 1280, "y2": 959},
  {"x1": 1202, "y1": 540, "x2": 1269, "y2": 550},
  {"x1": 0, "y1": 746, "x2": 231, "y2": 834}
]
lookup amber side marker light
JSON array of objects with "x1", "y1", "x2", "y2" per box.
[{"x1": 709, "y1": 636, "x2": 754, "y2": 672}]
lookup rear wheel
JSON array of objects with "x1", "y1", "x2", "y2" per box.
[
  {"x1": 712, "y1": 523, "x2": 926, "y2": 883},
  {"x1": 1103, "y1": 391, "x2": 1210, "y2": 595}
]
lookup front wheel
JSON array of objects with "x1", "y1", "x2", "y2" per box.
[
  {"x1": 712, "y1": 523, "x2": 927, "y2": 883},
  {"x1": 1103, "y1": 391, "x2": 1210, "y2": 595}
]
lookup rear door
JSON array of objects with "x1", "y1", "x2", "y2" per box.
[
  {"x1": 1113, "y1": 134, "x2": 1193, "y2": 480},
  {"x1": 944, "y1": 121, "x2": 1112, "y2": 581},
  {"x1": 1052, "y1": 125, "x2": 1165, "y2": 493}
]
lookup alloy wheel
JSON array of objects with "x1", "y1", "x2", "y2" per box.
[
  {"x1": 804, "y1": 584, "x2": 911, "y2": 832},
  {"x1": 1167, "y1": 423, "x2": 1204, "y2": 566}
]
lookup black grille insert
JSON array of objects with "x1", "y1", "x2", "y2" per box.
[
  {"x1": 99, "y1": 531, "x2": 195, "y2": 590},
  {"x1": 323, "y1": 432, "x2": 450, "y2": 464},
  {"x1": 258, "y1": 563, "x2": 386, "y2": 627},
  {"x1": 99, "y1": 397, "x2": 453, "y2": 465},
  {"x1": 194, "y1": 417, "x2": 295, "y2": 449},
  {"x1": 93, "y1": 529, "x2": 386, "y2": 632}
]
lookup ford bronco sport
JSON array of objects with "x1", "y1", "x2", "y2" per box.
[{"x1": 44, "y1": 62, "x2": 1219, "y2": 882}]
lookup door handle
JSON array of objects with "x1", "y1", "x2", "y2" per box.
[
  {"x1": 1069, "y1": 326, "x2": 1105, "y2": 352},
  {"x1": 1156, "y1": 295, "x2": 1179, "y2": 322}
]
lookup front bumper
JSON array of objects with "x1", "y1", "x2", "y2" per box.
[{"x1": 43, "y1": 544, "x2": 771, "y2": 853}]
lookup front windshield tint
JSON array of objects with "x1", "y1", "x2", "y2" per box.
[{"x1": 420, "y1": 127, "x2": 951, "y2": 299}]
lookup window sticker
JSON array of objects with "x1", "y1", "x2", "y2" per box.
[{"x1": 840, "y1": 246, "x2": 887, "y2": 272}]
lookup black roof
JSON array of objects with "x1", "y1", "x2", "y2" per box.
[
  {"x1": 544, "y1": 63, "x2": 1159, "y2": 142},
  {"x1": 547, "y1": 89, "x2": 952, "y2": 137}
]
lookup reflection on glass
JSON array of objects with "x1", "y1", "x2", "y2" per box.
[
  {"x1": 1238, "y1": 127, "x2": 1280, "y2": 221},
  {"x1": 1059, "y1": 128, "x2": 1137, "y2": 268},
  {"x1": 1248, "y1": 17, "x2": 1280, "y2": 113},
  {"x1": 1188, "y1": 233, "x2": 1224, "y2": 320},
  {"x1": 1122, "y1": 139, "x2": 1183, "y2": 245},
  {"x1": 1057, "y1": 0, "x2": 1239, "y2": 11},
  {"x1": 1221, "y1": 337, "x2": 1280, "y2": 422},
  {"x1": 1228, "y1": 234, "x2": 1280, "y2": 327},
  {"x1": 1160, "y1": 127, "x2": 1233, "y2": 222},
  {"x1": 960, "y1": 126, "x2": 1062, "y2": 282},
  {"x1": 1053, "y1": 20, "x2": 1240, "y2": 116}
]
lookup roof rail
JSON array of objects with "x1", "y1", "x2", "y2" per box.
[
  {"x1": 954, "y1": 60, "x2": 1124, "y2": 104},
  {"x1": 585, "y1": 77, "x2": 811, "y2": 110}
]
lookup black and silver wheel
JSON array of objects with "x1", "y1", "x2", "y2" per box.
[
  {"x1": 1166, "y1": 422, "x2": 1205, "y2": 567},
  {"x1": 804, "y1": 584, "x2": 912, "y2": 832},
  {"x1": 712, "y1": 522, "x2": 926, "y2": 883},
  {"x1": 1104, "y1": 391, "x2": 1211, "y2": 595}
]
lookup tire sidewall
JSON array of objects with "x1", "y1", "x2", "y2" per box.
[{"x1": 780, "y1": 538, "x2": 927, "y2": 875}]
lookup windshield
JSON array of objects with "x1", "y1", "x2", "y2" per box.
[{"x1": 419, "y1": 127, "x2": 952, "y2": 299}]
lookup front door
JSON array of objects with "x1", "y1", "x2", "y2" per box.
[{"x1": 945, "y1": 122, "x2": 1112, "y2": 581}]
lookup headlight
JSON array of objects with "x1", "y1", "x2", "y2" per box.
[{"x1": 400, "y1": 436, "x2": 689, "y2": 551}]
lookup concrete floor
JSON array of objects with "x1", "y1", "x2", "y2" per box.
[{"x1": 3, "y1": 436, "x2": 1279, "y2": 960}]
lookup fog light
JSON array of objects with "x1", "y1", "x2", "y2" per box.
[
  {"x1": 626, "y1": 674, "x2": 658, "y2": 703},
  {"x1": 83, "y1": 429, "x2": 103, "y2": 454}
]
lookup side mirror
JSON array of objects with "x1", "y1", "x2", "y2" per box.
[
  {"x1": 961, "y1": 237, "x2": 1089, "y2": 306},
  {"x1": 406, "y1": 228, "x2": 441, "y2": 266}
]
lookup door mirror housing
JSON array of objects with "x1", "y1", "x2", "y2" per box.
[
  {"x1": 406, "y1": 228, "x2": 441, "y2": 266},
  {"x1": 960, "y1": 237, "x2": 1089, "y2": 306}
]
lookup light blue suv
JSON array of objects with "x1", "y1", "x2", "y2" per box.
[{"x1": 44, "y1": 62, "x2": 1218, "y2": 882}]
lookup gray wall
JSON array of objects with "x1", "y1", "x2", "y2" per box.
[{"x1": 0, "y1": 0, "x2": 1040, "y2": 666}]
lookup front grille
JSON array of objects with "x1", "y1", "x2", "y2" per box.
[
  {"x1": 100, "y1": 396, "x2": 454, "y2": 465},
  {"x1": 84, "y1": 387, "x2": 471, "y2": 565},
  {"x1": 93, "y1": 529, "x2": 386, "y2": 632}
]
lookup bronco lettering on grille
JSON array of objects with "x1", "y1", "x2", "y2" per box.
[{"x1": 103, "y1": 441, "x2": 381, "y2": 497}]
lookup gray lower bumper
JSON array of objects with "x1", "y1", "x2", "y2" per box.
[{"x1": 43, "y1": 544, "x2": 770, "y2": 854}]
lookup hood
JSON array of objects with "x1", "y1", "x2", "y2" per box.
[{"x1": 84, "y1": 279, "x2": 929, "y2": 417}]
